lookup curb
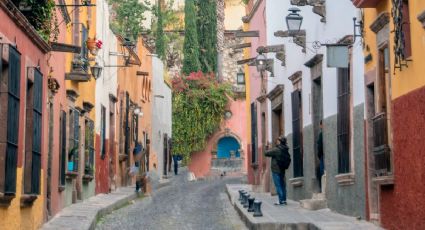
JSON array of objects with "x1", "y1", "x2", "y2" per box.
[
  {"x1": 226, "y1": 187, "x2": 318, "y2": 230},
  {"x1": 42, "y1": 181, "x2": 173, "y2": 230}
]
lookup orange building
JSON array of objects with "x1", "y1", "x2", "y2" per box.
[{"x1": 114, "y1": 37, "x2": 154, "y2": 190}]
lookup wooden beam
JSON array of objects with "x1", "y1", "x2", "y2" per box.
[
  {"x1": 235, "y1": 31, "x2": 259, "y2": 38},
  {"x1": 229, "y1": 43, "x2": 251, "y2": 49},
  {"x1": 237, "y1": 58, "x2": 255, "y2": 65},
  {"x1": 50, "y1": 42, "x2": 81, "y2": 53},
  {"x1": 136, "y1": 71, "x2": 149, "y2": 76}
]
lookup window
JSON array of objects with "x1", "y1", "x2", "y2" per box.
[
  {"x1": 337, "y1": 68, "x2": 351, "y2": 174},
  {"x1": 23, "y1": 68, "x2": 42, "y2": 195},
  {"x1": 81, "y1": 25, "x2": 88, "y2": 70},
  {"x1": 250, "y1": 103, "x2": 258, "y2": 163},
  {"x1": 85, "y1": 119, "x2": 95, "y2": 175},
  {"x1": 0, "y1": 45, "x2": 21, "y2": 195},
  {"x1": 68, "y1": 108, "x2": 80, "y2": 172},
  {"x1": 59, "y1": 110, "x2": 67, "y2": 187},
  {"x1": 133, "y1": 114, "x2": 138, "y2": 143},
  {"x1": 124, "y1": 92, "x2": 130, "y2": 155},
  {"x1": 100, "y1": 106, "x2": 106, "y2": 158},
  {"x1": 291, "y1": 90, "x2": 303, "y2": 177},
  {"x1": 402, "y1": 0, "x2": 411, "y2": 58}
]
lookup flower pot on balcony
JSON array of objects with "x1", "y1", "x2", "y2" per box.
[{"x1": 86, "y1": 37, "x2": 97, "y2": 53}]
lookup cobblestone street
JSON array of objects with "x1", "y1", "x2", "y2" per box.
[{"x1": 96, "y1": 170, "x2": 247, "y2": 230}]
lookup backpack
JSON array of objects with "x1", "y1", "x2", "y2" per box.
[{"x1": 277, "y1": 146, "x2": 291, "y2": 170}]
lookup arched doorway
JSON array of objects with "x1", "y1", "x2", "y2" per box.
[{"x1": 217, "y1": 136, "x2": 241, "y2": 158}]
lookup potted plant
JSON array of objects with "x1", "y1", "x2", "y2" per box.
[
  {"x1": 68, "y1": 147, "x2": 78, "y2": 171},
  {"x1": 86, "y1": 37, "x2": 97, "y2": 51}
]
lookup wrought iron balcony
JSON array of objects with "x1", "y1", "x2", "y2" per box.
[
  {"x1": 372, "y1": 112, "x2": 391, "y2": 176},
  {"x1": 352, "y1": 0, "x2": 383, "y2": 8}
]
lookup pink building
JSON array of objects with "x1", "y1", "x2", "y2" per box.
[{"x1": 243, "y1": 0, "x2": 271, "y2": 192}]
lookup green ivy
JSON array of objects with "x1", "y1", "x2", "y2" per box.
[
  {"x1": 172, "y1": 72, "x2": 233, "y2": 163},
  {"x1": 12, "y1": 0, "x2": 58, "y2": 41}
]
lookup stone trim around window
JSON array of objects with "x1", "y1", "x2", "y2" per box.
[
  {"x1": 372, "y1": 175, "x2": 394, "y2": 185},
  {"x1": 370, "y1": 12, "x2": 390, "y2": 34},
  {"x1": 289, "y1": 177, "x2": 304, "y2": 187},
  {"x1": 335, "y1": 173, "x2": 355, "y2": 186}
]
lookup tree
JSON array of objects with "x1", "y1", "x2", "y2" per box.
[
  {"x1": 155, "y1": 1, "x2": 166, "y2": 59},
  {"x1": 109, "y1": 0, "x2": 149, "y2": 41},
  {"x1": 196, "y1": 0, "x2": 217, "y2": 73},
  {"x1": 182, "y1": 0, "x2": 201, "y2": 75}
]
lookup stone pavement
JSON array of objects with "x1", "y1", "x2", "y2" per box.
[
  {"x1": 227, "y1": 184, "x2": 383, "y2": 230},
  {"x1": 41, "y1": 176, "x2": 173, "y2": 230}
]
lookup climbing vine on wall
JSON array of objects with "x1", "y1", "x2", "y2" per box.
[{"x1": 172, "y1": 71, "x2": 232, "y2": 163}]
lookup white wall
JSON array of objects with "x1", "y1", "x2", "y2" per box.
[
  {"x1": 265, "y1": 0, "x2": 365, "y2": 136},
  {"x1": 151, "y1": 56, "x2": 172, "y2": 178},
  {"x1": 95, "y1": 0, "x2": 118, "y2": 137}
]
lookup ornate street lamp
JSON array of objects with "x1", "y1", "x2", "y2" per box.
[
  {"x1": 286, "y1": 7, "x2": 303, "y2": 34},
  {"x1": 255, "y1": 53, "x2": 267, "y2": 73},
  {"x1": 90, "y1": 62, "x2": 102, "y2": 80}
]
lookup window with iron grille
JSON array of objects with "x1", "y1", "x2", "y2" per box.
[
  {"x1": 59, "y1": 110, "x2": 67, "y2": 186},
  {"x1": 337, "y1": 68, "x2": 351, "y2": 174},
  {"x1": 23, "y1": 68, "x2": 42, "y2": 195},
  {"x1": 291, "y1": 90, "x2": 303, "y2": 177},
  {"x1": 69, "y1": 108, "x2": 80, "y2": 172},
  {"x1": 250, "y1": 103, "x2": 258, "y2": 164},
  {"x1": 85, "y1": 119, "x2": 95, "y2": 175},
  {"x1": 0, "y1": 45, "x2": 21, "y2": 195},
  {"x1": 100, "y1": 106, "x2": 106, "y2": 158}
]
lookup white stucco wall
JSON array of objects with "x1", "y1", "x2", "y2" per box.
[
  {"x1": 96, "y1": 0, "x2": 118, "y2": 137},
  {"x1": 151, "y1": 56, "x2": 172, "y2": 179},
  {"x1": 265, "y1": 0, "x2": 365, "y2": 136}
]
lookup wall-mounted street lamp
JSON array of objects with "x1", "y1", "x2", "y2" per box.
[
  {"x1": 236, "y1": 68, "x2": 245, "y2": 85},
  {"x1": 90, "y1": 62, "x2": 102, "y2": 80},
  {"x1": 286, "y1": 7, "x2": 303, "y2": 34},
  {"x1": 106, "y1": 38, "x2": 137, "y2": 67}
]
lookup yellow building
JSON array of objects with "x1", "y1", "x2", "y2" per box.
[
  {"x1": 354, "y1": 0, "x2": 425, "y2": 229},
  {"x1": 62, "y1": 0, "x2": 97, "y2": 206}
]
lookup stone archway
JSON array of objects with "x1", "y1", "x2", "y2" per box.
[{"x1": 210, "y1": 129, "x2": 243, "y2": 172}]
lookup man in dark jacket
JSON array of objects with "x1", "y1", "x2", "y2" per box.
[{"x1": 265, "y1": 136, "x2": 289, "y2": 205}]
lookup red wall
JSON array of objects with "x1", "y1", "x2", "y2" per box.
[
  {"x1": 95, "y1": 135, "x2": 110, "y2": 194},
  {"x1": 380, "y1": 86, "x2": 425, "y2": 230}
]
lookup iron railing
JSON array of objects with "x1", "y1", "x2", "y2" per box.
[{"x1": 372, "y1": 112, "x2": 391, "y2": 176}]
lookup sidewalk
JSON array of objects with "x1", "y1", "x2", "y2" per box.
[
  {"x1": 226, "y1": 184, "x2": 382, "y2": 230},
  {"x1": 41, "y1": 176, "x2": 173, "y2": 230}
]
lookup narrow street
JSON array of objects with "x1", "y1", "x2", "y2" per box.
[{"x1": 96, "y1": 169, "x2": 247, "y2": 230}]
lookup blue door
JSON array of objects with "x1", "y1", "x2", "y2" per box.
[{"x1": 217, "y1": 137, "x2": 240, "y2": 159}]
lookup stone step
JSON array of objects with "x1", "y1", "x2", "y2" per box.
[
  {"x1": 300, "y1": 198, "x2": 328, "y2": 211},
  {"x1": 312, "y1": 192, "x2": 326, "y2": 200}
]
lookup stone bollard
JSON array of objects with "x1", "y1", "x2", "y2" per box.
[
  {"x1": 240, "y1": 192, "x2": 247, "y2": 205},
  {"x1": 238, "y1": 190, "x2": 244, "y2": 201},
  {"x1": 253, "y1": 200, "x2": 263, "y2": 217},
  {"x1": 247, "y1": 197, "x2": 255, "y2": 212},
  {"x1": 243, "y1": 194, "x2": 250, "y2": 208}
]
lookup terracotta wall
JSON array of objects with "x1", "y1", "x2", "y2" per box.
[
  {"x1": 380, "y1": 86, "x2": 425, "y2": 230},
  {"x1": 0, "y1": 2, "x2": 49, "y2": 228}
]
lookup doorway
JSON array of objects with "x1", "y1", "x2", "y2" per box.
[{"x1": 312, "y1": 77, "x2": 323, "y2": 192}]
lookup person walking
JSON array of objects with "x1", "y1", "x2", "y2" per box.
[
  {"x1": 317, "y1": 120, "x2": 325, "y2": 193},
  {"x1": 172, "y1": 154, "x2": 181, "y2": 175},
  {"x1": 265, "y1": 136, "x2": 291, "y2": 206}
]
